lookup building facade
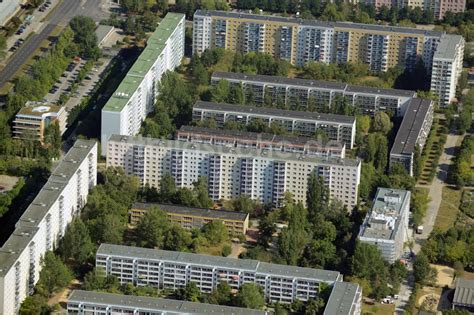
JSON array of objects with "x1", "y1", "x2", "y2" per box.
[
  {"x1": 358, "y1": 188, "x2": 411, "y2": 263},
  {"x1": 430, "y1": 35, "x2": 465, "y2": 107},
  {"x1": 107, "y1": 135, "x2": 360, "y2": 209},
  {"x1": 12, "y1": 101, "x2": 67, "y2": 144},
  {"x1": 193, "y1": 10, "x2": 464, "y2": 107},
  {"x1": 211, "y1": 72, "x2": 416, "y2": 117},
  {"x1": 0, "y1": 140, "x2": 97, "y2": 315},
  {"x1": 67, "y1": 290, "x2": 270, "y2": 315},
  {"x1": 389, "y1": 98, "x2": 434, "y2": 176},
  {"x1": 96, "y1": 244, "x2": 347, "y2": 304},
  {"x1": 177, "y1": 126, "x2": 346, "y2": 159},
  {"x1": 130, "y1": 202, "x2": 250, "y2": 235},
  {"x1": 101, "y1": 13, "x2": 185, "y2": 155},
  {"x1": 192, "y1": 101, "x2": 356, "y2": 149}
]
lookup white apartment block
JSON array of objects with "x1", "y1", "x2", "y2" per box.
[
  {"x1": 193, "y1": 101, "x2": 357, "y2": 149},
  {"x1": 430, "y1": 35, "x2": 465, "y2": 107},
  {"x1": 96, "y1": 244, "x2": 346, "y2": 304},
  {"x1": 101, "y1": 13, "x2": 185, "y2": 155},
  {"x1": 211, "y1": 72, "x2": 417, "y2": 117},
  {"x1": 0, "y1": 140, "x2": 97, "y2": 315},
  {"x1": 67, "y1": 290, "x2": 270, "y2": 315},
  {"x1": 106, "y1": 135, "x2": 361, "y2": 209},
  {"x1": 324, "y1": 281, "x2": 363, "y2": 315},
  {"x1": 358, "y1": 188, "x2": 411, "y2": 263}
]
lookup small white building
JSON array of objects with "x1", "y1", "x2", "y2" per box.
[{"x1": 358, "y1": 188, "x2": 411, "y2": 263}]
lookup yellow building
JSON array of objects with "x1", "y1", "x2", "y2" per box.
[{"x1": 130, "y1": 202, "x2": 250, "y2": 236}]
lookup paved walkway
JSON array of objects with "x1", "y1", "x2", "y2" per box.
[{"x1": 395, "y1": 132, "x2": 464, "y2": 314}]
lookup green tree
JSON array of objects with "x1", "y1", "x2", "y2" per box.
[
  {"x1": 372, "y1": 112, "x2": 392, "y2": 135},
  {"x1": 208, "y1": 281, "x2": 232, "y2": 305},
  {"x1": 163, "y1": 225, "x2": 193, "y2": 251},
  {"x1": 58, "y1": 218, "x2": 95, "y2": 267},
  {"x1": 20, "y1": 295, "x2": 51, "y2": 315},
  {"x1": 306, "y1": 173, "x2": 329, "y2": 223},
  {"x1": 69, "y1": 16, "x2": 100, "y2": 59},
  {"x1": 159, "y1": 173, "x2": 177, "y2": 202},
  {"x1": 37, "y1": 252, "x2": 73, "y2": 296},
  {"x1": 136, "y1": 207, "x2": 170, "y2": 248},
  {"x1": 211, "y1": 80, "x2": 231, "y2": 103},
  {"x1": 179, "y1": 282, "x2": 201, "y2": 302},
  {"x1": 413, "y1": 253, "x2": 437, "y2": 285},
  {"x1": 0, "y1": 35, "x2": 6, "y2": 59},
  {"x1": 202, "y1": 220, "x2": 229, "y2": 245},
  {"x1": 193, "y1": 176, "x2": 213, "y2": 208},
  {"x1": 228, "y1": 83, "x2": 245, "y2": 104},
  {"x1": 277, "y1": 203, "x2": 310, "y2": 265},
  {"x1": 231, "y1": 195, "x2": 257, "y2": 215},
  {"x1": 235, "y1": 283, "x2": 265, "y2": 309}
]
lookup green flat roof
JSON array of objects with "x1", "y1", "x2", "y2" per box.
[{"x1": 103, "y1": 12, "x2": 184, "y2": 112}]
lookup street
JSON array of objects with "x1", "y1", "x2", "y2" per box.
[
  {"x1": 0, "y1": 0, "x2": 109, "y2": 89},
  {"x1": 395, "y1": 131, "x2": 464, "y2": 314}
]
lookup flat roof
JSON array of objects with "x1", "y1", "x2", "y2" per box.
[
  {"x1": 132, "y1": 202, "x2": 249, "y2": 221},
  {"x1": 324, "y1": 281, "x2": 361, "y2": 315},
  {"x1": 195, "y1": 10, "x2": 444, "y2": 37},
  {"x1": 0, "y1": 140, "x2": 96, "y2": 277},
  {"x1": 108, "y1": 134, "x2": 360, "y2": 167},
  {"x1": 97, "y1": 244, "x2": 341, "y2": 282},
  {"x1": 102, "y1": 12, "x2": 184, "y2": 112},
  {"x1": 178, "y1": 125, "x2": 345, "y2": 150},
  {"x1": 194, "y1": 101, "x2": 355, "y2": 125},
  {"x1": 390, "y1": 98, "x2": 432, "y2": 156},
  {"x1": 68, "y1": 290, "x2": 270, "y2": 314},
  {"x1": 359, "y1": 188, "x2": 410, "y2": 240},
  {"x1": 16, "y1": 102, "x2": 64, "y2": 118},
  {"x1": 212, "y1": 72, "x2": 416, "y2": 98},
  {"x1": 434, "y1": 34, "x2": 463, "y2": 60},
  {"x1": 453, "y1": 278, "x2": 474, "y2": 306}
]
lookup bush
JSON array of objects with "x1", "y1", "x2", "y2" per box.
[{"x1": 221, "y1": 244, "x2": 232, "y2": 257}]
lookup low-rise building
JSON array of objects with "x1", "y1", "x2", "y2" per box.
[
  {"x1": 67, "y1": 290, "x2": 270, "y2": 315},
  {"x1": 211, "y1": 72, "x2": 416, "y2": 117},
  {"x1": 12, "y1": 101, "x2": 67, "y2": 144},
  {"x1": 192, "y1": 101, "x2": 356, "y2": 149},
  {"x1": 96, "y1": 243, "x2": 350, "y2": 304},
  {"x1": 452, "y1": 278, "x2": 474, "y2": 312},
  {"x1": 130, "y1": 202, "x2": 249, "y2": 235},
  {"x1": 107, "y1": 135, "x2": 360, "y2": 209},
  {"x1": 324, "y1": 281, "x2": 363, "y2": 315},
  {"x1": 389, "y1": 98, "x2": 434, "y2": 176},
  {"x1": 0, "y1": 140, "x2": 97, "y2": 315},
  {"x1": 358, "y1": 188, "x2": 411, "y2": 263},
  {"x1": 177, "y1": 126, "x2": 346, "y2": 159}
]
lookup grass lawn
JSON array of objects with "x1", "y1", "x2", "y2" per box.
[
  {"x1": 434, "y1": 186, "x2": 462, "y2": 232},
  {"x1": 361, "y1": 302, "x2": 395, "y2": 314}
]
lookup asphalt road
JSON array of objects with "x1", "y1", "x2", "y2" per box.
[{"x1": 0, "y1": 0, "x2": 107, "y2": 89}]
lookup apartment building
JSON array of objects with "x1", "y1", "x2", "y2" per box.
[
  {"x1": 211, "y1": 72, "x2": 416, "y2": 117},
  {"x1": 67, "y1": 290, "x2": 270, "y2": 315},
  {"x1": 0, "y1": 0, "x2": 23, "y2": 26},
  {"x1": 193, "y1": 10, "x2": 464, "y2": 107},
  {"x1": 324, "y1": 281, "x2": 363, "y2": 315},
  {"x1": 12, "y1": 101, "x2": 67, "y2": 144},
  {"x1": 358, "y1": 188, "x2": 410, "y2": 263},
  {"x1": 107, "y1": 135, "x2": 360, "y2": 209},
  {"x1": 390, "y1": 98, "x2": 434, "y2": 176},
  {"x1": 0, "y1": 140, "x2": 97, "y2": 315},
  {"x1": 101, "y1": 13, "x2": 185, "y2": 155},
  {"x1": 130, "y1": 202, "x2": 250, "y2": 235},
  {"x1": 96, "y1": 243, "x2": 352, "y2": 304},
  {"x1": 192, "y1": 101, "x2": 356, "y2": 149},
  {"x1": 177, "y1": 126, "x2": 346, "y2": 158},
  {"x1": 430, "y1": 35, "x2": 465, "y2": 107}
]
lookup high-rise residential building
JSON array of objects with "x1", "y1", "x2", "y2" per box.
[
  {"x1": 193, "y1": 10, "x2": 464, "y2": 107},
  {"x1": 390, "y1": 98, "x2": 434, "y2": 175},
  {"x1": 192, "y1": 101, "x2": 356, "y2": 149},
  {"x1": 358, "y1": 188, "x2": 411, "y2": 263},
  {"x1": 106, "y1": 135, "x2": 361, "y2": 209},
  {"x1": 211, "y1": 72, "x2": 416, "y2": 117},
  {"x1": 101, "y1": 13, "x2": 185, "y2": 155},
  {"x1": 129, "y1": 202, "x2": 250, "y2": 235},
  {"x1": 96, "y1": 243, "x2": 362, "y2": 306},
  {"x1": 67, "y1": 290, "x2": 270, "y2": 315},
  {"x1": 12, "y1": 101, "x2": 67, "y2": 144},
  {"x1": 0, "y1": 140, "x2": 97, "y2": 315},
  {"x1": 177, "y1": 126, "x2": 346, "y2": 159},
  {"x1": 430, "y1": 35, "x2": 465, "y2": 107}
]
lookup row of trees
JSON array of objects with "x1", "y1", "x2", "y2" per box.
[{"x1": 449, "y1": 135, "x2": 474, "y2": 187}]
